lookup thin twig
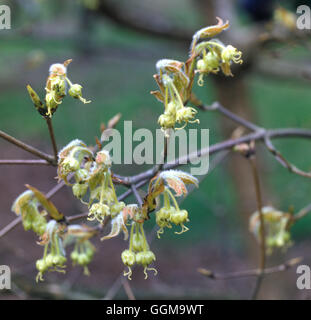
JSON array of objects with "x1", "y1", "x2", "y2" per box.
[
  {"x1": 67, "y1": 212, "x2": 89, "y2": 222},
  {"x1": 0, "y1": 130, "x2": 55, "y2": 164},
  {"x1": 131, "y1": 184, "x2": 143, "y2": 207},
  {"x1": 292, "y1": 202, "x2": 311, "y2": 222},
  {"x1": 0, "y1": 159, "x2": 50, "y2": 165},
  {"x1": 158, "y1": 134, "x2": 169, "y2": 171},
  {"x1": 125, "y1": 128, "x2": 311, "y2": 185},
  {"x1": 249, "y1": 154, "x2": 266, "y2": 300},
  {"x1": 45, "y1": 117, "x2": 58, "y2": 162},
  {"x1": 0, "y1": 216, "x2": 22, "y2": 238},
  {"x1": 192, "y1": 100, "x2": 263, "y2": 132},
  {"x1": 198, "y1": 257, "x2": 302, "y2": 280},
  {"x1": 264, "y1": 135, "x2": 311, "y2": 178}
]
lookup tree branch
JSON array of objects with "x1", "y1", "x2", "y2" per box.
[
  {"x1": 0, "y1": 159, "x2": 50, "y2": 165},
  {"x1": 264, "y1": 135, "x2": 311, "y2": 179},
  {"x1": 198, "y1": 257, "x2": 302, "y2": 280},
  {"x1": 0, "y1": 130, "x2": 55, "y2": 164}
]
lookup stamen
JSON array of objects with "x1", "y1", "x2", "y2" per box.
[
  {"x1": 124, "y1": 267, "x2": 132, "y2": 280},
  {"x1": 175, "y1": 224, "x2": 189, "y2": 235}
]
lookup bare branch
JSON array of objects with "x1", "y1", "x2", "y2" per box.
[
  {"x1": 194, "y1": 100, "x2": 263, "y2": 132},
  {"x1": 131, "y1": 184, "x2": 143, "y2": 207},
  {"x1": 0, "y1": 216, "x2": 22, "y2": 238},
  {"x1": 198, "y1": 257, "x2": 302, "y2": 280},
  {"x1": 0, "y1": 130, "x2": 55, "y2": 164},
  {"x1": 264, "y1": 135, "x2": 311, "y2": 179},
  {"x1": 292, "y1": 202, "x2": 311, "y2": 223},
  {"x1": 0, "y1": 160, "x2": 50, "y2": 165}
]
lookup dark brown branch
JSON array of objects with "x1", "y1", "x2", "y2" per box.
[
  {"x1": 198, "y1": 257, "x2": 302, "y2": 280},
  {"x1": 0, "y1": 130, "x2": 55, "y2": 164}
]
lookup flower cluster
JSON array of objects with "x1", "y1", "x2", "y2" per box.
[
  {"x1": 57, "y1": 140, "x2": 125, "y2": 223},
  {"x1": 151, "y1": 19, "x2": 243, "y2": 134},
  {"x1": 11, "y1": 190, "x2": 47, "y2": 236},
  {"x1": 143, "y1": 170, "x2": 198, "y2": 238},
  {"x1": 35, "y1": 220, "x2": 66, "y2": 281},
  {"x1": 121, "y1": 222, "x2": 157, "y2": 280},
  {"x1": 156, "y1": 188, "x2": 189, "y2": 238},
  {"x1": 64, "y1": 224, "x2": 97, "y2": 275},
  {"x1": 249, "y1": 206, "x2": 292, "y2": 254},
  {"x1": 195, "y1": 41, "x2": 243, "y2": 84},
  {"x1": 70, "y1": 241, "x2": 95, "y2": 275},
  {"x1": 153, "y1": 60, "x2": 199, "y2": 134},
  {"x1": 27, "y1": 59, "x2": 90, "y2": 118}
]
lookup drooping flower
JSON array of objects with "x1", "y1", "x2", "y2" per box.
[{"x1": 249, "y1": 206, "x2": 292, "y2": 254}]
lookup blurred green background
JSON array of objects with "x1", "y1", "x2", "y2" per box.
[{"x1": 0, "y1": 0, "x2": 311, "y2": 299}]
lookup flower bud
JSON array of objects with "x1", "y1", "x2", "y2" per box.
[
  {"x1": 77, "y1": 253, "x2": 89, "y2": 266},
  {"x1": 121, "y1": 249, "x2": 135, "y2": 267},
  {"x1": 136, "y1": 251, "x2": 156, "y2": 267},
  {"x1": 36, "y1": 259, "x2": 47, "y2": 272},
  {"x1": 176, "y1": 107, "x2": 197, "y2": 123},
  {"x1": 62, "y1": 157, "x2": 80, "y2": 172},
  {"x1": 68, "y1": 84, "x2": 82, "y2": 99},
  {"x1": 95, "y1": 150, "x2": 112, "y2": 167},
  {"x1": 75, "y1": 169, "x2": 89, "y2": 182},
  {"x1": 221, "y1": 45, "x2": 242, "y2": 64},
  {"x1": 72, "y1": 183, "x2": 88, "y2": 199},
  {"x1": 45, "y1": 254, "x2": 55, "y2": 267},
  {"x1": 89, "y1": 203, "x2": 110, "y2": 219},
  {"x1": 158, "y1": 113, "x2": 176, "y2": 130},
  {"x1": 22, "y1": 218, "x2": 32, "y2": 231},
  {"x1": 45, "y1": 91, "x2": 60, "y2": 115},
  {"x1": 170, "y1": 209, "x2": 188, "y2": 225},
  {"x1": 166, "y1": 101, "x2": 177, "y2": 115},
  {"x1": 26, "y1": 85, "x2": 45, "y2": 113},
  {"x1": 71, "y1": 251, "x2": 79, "y2": 262},
  {"x1": 156, "y1": 208, "x2": 171, "y2": 228},
  {"x1": 196, "y1": 59, "x2": 206, "y2": 73},
  {"x1": 110, "y1": 201, "x2": 125, "y2": 215},
  {"x1": 50, "y1": 77, "x2": 66, "y2": 97}
]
